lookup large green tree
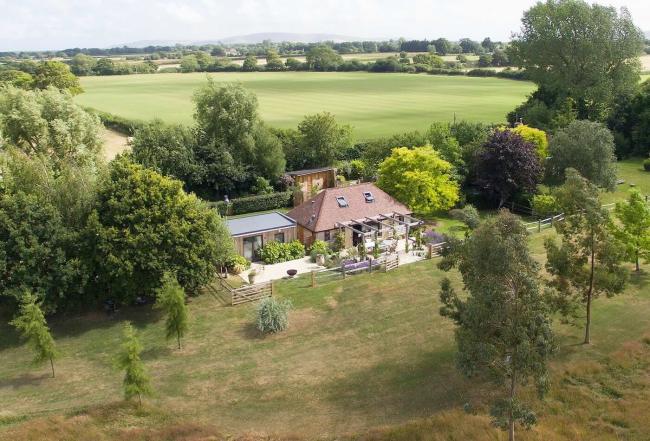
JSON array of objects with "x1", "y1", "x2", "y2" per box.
[
  {"x1": 438, "y1": 210, "x2": 555, "y2": 441},
  {"x1": 87, "y1": 157, "x2": 235, "y2": 305},
  {"x1": 377, "y1": 146, "x2": 459, "y2": 215},
  {"x1": 509, "y1": 0, "x2": 644, "y2": 122},
  {"x1": 32, "y1": 61, "x2": 83, "y2": 95},
  {"x1": 0, "y1": 191, "x2": 86, "y2": 313},
  {"x1": 0, "y1": 86, "x2": 103, "y2": 172},
  {"x1": 192, "y1": 80, "x2": 285, "y2": 189},
  {"x1": 546, "y1": 120, "x2": 617, "y2": 190},
  {"x1": 305, "y1": 45, "x2": 342, "y2": 71},
  {"x1": 291, "y1": 112, "x2": 352, "y2": 169},
  {"x1": 11, "y1": 293, "x2": 59, "y2": 378},
  {"x1": 612, "y1": 190, "x2": 650, "y2": 272},
  {"x1": 544, "y1": 169, "x2": 627, "y2": 344}
]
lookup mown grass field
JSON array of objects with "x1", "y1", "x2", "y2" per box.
[
  {"x1": 0, "y1": 161, "x2": 648, "y2": 440},
  {"x1": 75, "y1": 72, "x2": 535, "y2": 139}
]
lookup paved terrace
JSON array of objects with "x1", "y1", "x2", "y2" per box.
[{"x1": 238, "y1": 238, "x2": 424, "y2": 284}]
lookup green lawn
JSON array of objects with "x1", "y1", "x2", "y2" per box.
[
  {"x1": 0, "y1": 161, "x2": 648, "y2": 440},
  {"x1": 75, "y1": 72, "x2": 535, "y2": 140}
]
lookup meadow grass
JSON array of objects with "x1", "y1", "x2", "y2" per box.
[
  {"x1": 75, "y1": 72, "x2": 535, "y2": 139},
  {"x1": 0, "y1": 160, "x2": 648, "y2": 440}
]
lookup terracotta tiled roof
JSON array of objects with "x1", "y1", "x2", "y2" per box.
[{"x1": 286, "y1": 183, "x2": 411, "y2": 232}]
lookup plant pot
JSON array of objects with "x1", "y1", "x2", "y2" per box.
[
  {"x1": 287, "y1": 269, "x2": 298, "y2": 278},
  {"x1": 316, "y1": 254, "x2": 326, "y2": 266},
  {"x1": 248, "y1": 273, "x2": 257, "y2": 284}
]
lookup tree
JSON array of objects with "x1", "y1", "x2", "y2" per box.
[
  {"x1": 116, "y1": 322, "x2": 152, "y2": 405},
  {"x1": 426, "y1": 122, "x2": 463, "y2": 171},
  {"x1": 438, "y1": 210, "x2": 555, "y2": 441},
  {"x1": 434, "y1": 38, "x2": 451, "y2": 55},
  {"x1": 131, "y1": 120, "x2": 201, "y2": 186},
  {"x1": 180, "y1": 55, "x2": 199, "y2": 73},
  {"x1": 87, "y1": 157, "x2": 235, "y2": 305},
  {"x1": 377, "y1": 146, "x2": 459, "y2": 215},
  {"x1": 294, "y1": 112, "x2": 352, "y2": 169},
  {"x1": 546, "y1": 120, "x2": 617, "y2": 190},
  {"x1": 155, "y1": 274, "x2": 189, "y2": 349},
  {"x1": 192, "y1": 80, "x2": 285, "y2": 190},
  {"x1": 475, "y1": 130, "x2": 542, "y2": 207},
  {"x1": 0, "y1": 191, "x2": 86, "y2": 313},
  {"x1": 11, "y1": 293, "x2": 59, "y2": 378},
  {"x1": 612, "y1": 190, "x2": 650, "y2": 272},
  {"x1": 305, "y1": 45, "x2": 342, "y2": 71},
  {"x1": 608, "y1": 79, "x2": 650, "y2": 157},
  {"x1": 0, "y1": 86, "x2": 103, "y2": 172},
  {"x1": 459, "y1": 38, "x2": 482, "y2": 54},
  {"x1": 509, "y1": 0, "x2": 644, "y2": 121},
  {"x1": 544, "y1": 169, "x2": 627, "y2": 344},
  {"x1": 32, "y1": 61, "x2": 82, "y2": 95},
  {"x1": 242, "y1": 54, "x2": 258, "y2": 72},
  {"x1": 0, "y1": 69, "x2": 34, "y2": 89},
  {"x1": 511, "y1": 124, "x2": 548, "y2": 160},
  {"x1": 481, "y1": 37, "x2": 496, "y2": 51},
  {"x1": 265, "y1": 49, "x2": 284, "y2": 71},
  {"x1": 69, "y1": 54, "x2": 97, "y2": 76}
]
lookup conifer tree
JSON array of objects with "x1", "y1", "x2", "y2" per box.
[
  {"x1": 155, "y1": 274, "x2": 189, "y2": 349},
  {"x1": 116, "y1": 322, "x2": 152, "y2": 405},
  {"x1": 11, "y1": 293, "x2": 59, "y2": 378},
  {"x1": 612, "y1": 190, "x2": 650, "y2": 272}
]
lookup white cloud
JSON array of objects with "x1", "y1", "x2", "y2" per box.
[{"x1": 0, "y1": 0, "x2": 647, "y2": 51}]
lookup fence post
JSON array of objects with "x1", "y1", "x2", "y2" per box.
[
  {"x1": 270, "y1": 281, "x2": 274, "y2": 297},
  {"x1": 538, "y1": 220, "x2": 541, "y2": 232},
  {"x1": 342, "y1": 264, "x2": 346, "y2": 279},
  {"x1": 550, "y1": 216, "x2": 554, "y2": 227},
  {"x1": 427, "y1": 243, "x2": 433, "y2": 259},
  {"x1": 311, "y1": 270, "x2": 316, "y2": 288}
]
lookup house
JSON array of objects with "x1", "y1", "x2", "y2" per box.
[
  {"x1": 286, "y1": 167, "x2": 337, "y2": 206},
  {"x1": 286, "y1": 183, "x2": 421, "y2": 249},
  {"x1": 226, "y1": 212, "x2": 297, "y2": 261}
]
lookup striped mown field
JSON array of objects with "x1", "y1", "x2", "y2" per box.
[{"x1": 75, "y1": 72, "x2": 535, "y2": 139}]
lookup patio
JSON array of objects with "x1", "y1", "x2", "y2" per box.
[{"x1": 237, "y1": 238, "x2": 427, "y2": 284}]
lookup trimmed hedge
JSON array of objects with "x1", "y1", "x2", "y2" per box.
[{"x1": 215, "y1": 191, "x2": 292, "y2": 216}]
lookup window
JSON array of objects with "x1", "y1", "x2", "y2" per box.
[
  {"x1": 324, "y1": 230, "x2": 331, "y2": 241},
  {"x1": 274, "y1": 232, "x2": 285, "y2": 243},
  {"x1": 336, "y1": 196, "x2": 348, "y2": 208},
  {"x1": 363, "y1": 191, "x2": 375, "y2": 203}
]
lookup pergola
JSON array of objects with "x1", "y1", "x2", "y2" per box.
[{"x1": 335, "y1": 212, "x2": 422, "y2": 246}]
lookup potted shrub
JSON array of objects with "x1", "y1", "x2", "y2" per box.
[{"x1": 248, "y1": 268, "x2": 259, "y2": 284}]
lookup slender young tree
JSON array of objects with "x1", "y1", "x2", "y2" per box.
[
  {"x1": 438, "y1": 211, "x2": 555, "y2": 441},
  {"x1": 544, "y1": 169, "x2": 628, "y2": 344},
  {"x1": 612, "y1": 190, "x2": 650, "y2": 272},
  {"x1": 11, "y1": 293, "x2": 59, "y2": 378},
  {"x1": 116, "y1": 322, "x2": 152, "y2": 406},
  {"x1": 155, "y1": 274, "x2": 189, "y2": 350}
]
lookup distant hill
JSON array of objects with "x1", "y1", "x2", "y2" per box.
[
  {"x1": 117, "y1": 33, "x2": 364, "y2": 48},
  {"x1": 207, "y1": 33, "x2": 363, "y2": 44}
]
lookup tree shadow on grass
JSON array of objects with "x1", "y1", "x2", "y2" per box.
[
  {"x1": 49, "y1": 304, "x2": 164, "y2": 340},
  {"x1": 322, "y1": 349, "x2": 487, "y2": 421},
  {"x1": 140, "y1": 345, "x2": 173, "y2": 361},
  {"x1": 0, "y1": 372, "x2": 51, "y2": 389},
  {"x1": 236, "y1": 322, "x2": 263, "y2": 340}
]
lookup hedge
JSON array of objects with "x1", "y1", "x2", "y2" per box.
[
  {"x1": 214, "y1": 191, "x2": 292, "y2": 216},
  {"x1": 87, "y1": 109, "x2": 146, "y2": 136}
]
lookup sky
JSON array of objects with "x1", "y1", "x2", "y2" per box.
[{"x1": 0, "y1": 0, "x2": 648, "y2": 51}]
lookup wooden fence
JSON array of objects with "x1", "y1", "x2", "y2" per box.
[
  {"x1": 219, "y1": 278, "x2": 273, "y2": 306},
  {"x1": 523, "y1": 202, "x2": 617, "y2": 234},
  {"x1": 385, "y1": 254, "x2": 399, "y2": 271}
]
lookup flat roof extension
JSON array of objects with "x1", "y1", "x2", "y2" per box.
[{"x1": 226, "y1": 212, "x2": 296, "y2": 238}]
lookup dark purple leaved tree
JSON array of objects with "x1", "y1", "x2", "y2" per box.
[{"x1": 475, "y1": 130, "x2": 542, "y2": 208}]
